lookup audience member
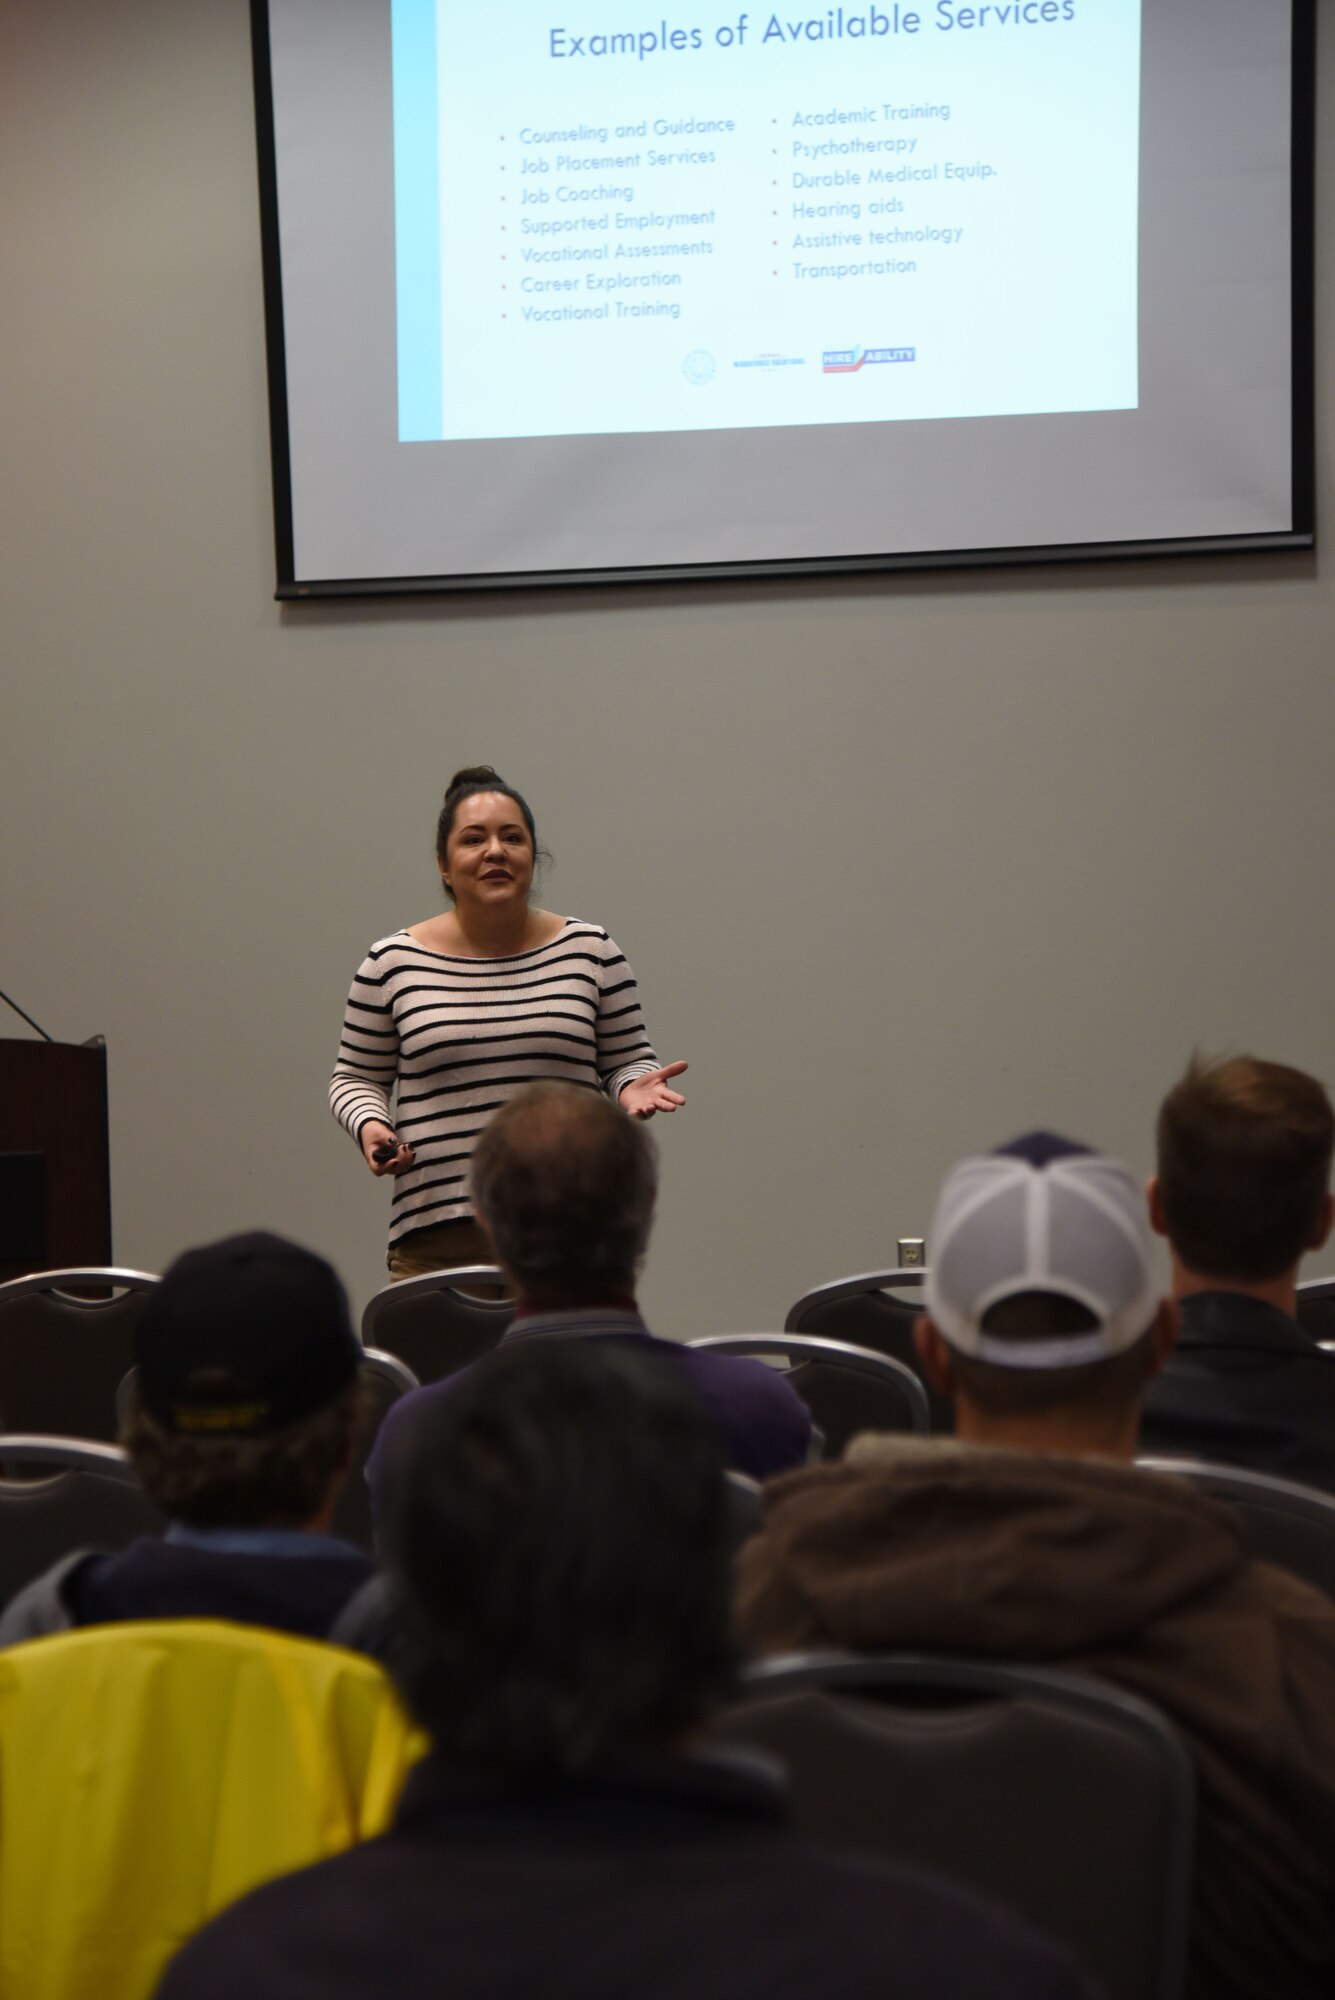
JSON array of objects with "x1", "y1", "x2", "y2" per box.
[
  {"x1": 736, "y1": 1133, "x2": 1335, "y2": 2000},
  {"x1": 0, "y1": 1231, "x2": 380, "y2": 1650},
  {"x1": 366, "y1": 1081, "x2": 811, "y2": 1512},
  {"x1": 1139, "y1": 1052, "x2": 1335, "y2": 1490},
  {"x1": 156, "y1": 1339, "x2": 1094, "y2": 2000}
]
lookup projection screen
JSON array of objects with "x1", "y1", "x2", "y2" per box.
[{"x1": 251, "y1": 0, "x2": 1316, "y2": 594}]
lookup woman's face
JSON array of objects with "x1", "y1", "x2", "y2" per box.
[{"x1": 442, "y1": 792, "x2": 535, "y2": 912}]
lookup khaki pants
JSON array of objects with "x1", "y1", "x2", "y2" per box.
[{"x1": 387, "y1": 1218, "x2": 507, "y2": 1297}]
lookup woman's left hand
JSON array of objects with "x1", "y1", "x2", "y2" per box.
[{"x1": 620, "y1": 1062, "x2": 688, "y2": 1120}]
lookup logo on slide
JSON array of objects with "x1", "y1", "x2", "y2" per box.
[
  {"x1": 822, "y1": 346, "x2": 917, "y2": 374},
  {"x1": 682, "y1": 349, "x2": 717, "y2": 386},
  {"x1": 733, "y1": 352, "x2": 806, "y2": 371}
]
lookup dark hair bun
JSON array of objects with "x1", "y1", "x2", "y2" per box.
[{"x1": 446, "y1": 765, "x2": 505, "y2": 794}]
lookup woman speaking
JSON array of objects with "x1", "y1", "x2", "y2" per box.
[{"x1": 330, "y1": 767, "x2": 687, "y2": 1280}]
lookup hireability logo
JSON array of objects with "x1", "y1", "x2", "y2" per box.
[{"x1": 822, "y1": 346, "x2": 916, "y2": 373}]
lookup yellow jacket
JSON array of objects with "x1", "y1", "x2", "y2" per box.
[{"x1": 0, "y1": 1619, "x2": 426, "y2": 2000}]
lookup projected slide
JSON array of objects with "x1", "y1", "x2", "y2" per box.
[{"x1": 392, "y1": 1, "x2": 1141, "y2": 443}]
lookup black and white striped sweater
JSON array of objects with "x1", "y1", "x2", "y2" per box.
[{"x1": 330, "y1": 921, "x2": 660, "y2": 1245}]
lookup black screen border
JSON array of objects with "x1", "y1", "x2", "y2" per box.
[{"x1": 250, "y1": 0, "x2": 1317, "y2": 600}]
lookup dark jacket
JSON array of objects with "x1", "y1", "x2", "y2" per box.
[
  {"x1": 366, "y1": 1308, "x2": 812, "y2": 1519},
  {"x1": 154, "y1": 1747, "x2": 1095, "y2": 2000},
  {"x1": 0, "y1": 1534, "x2": 384, "y2": 1655},
  {"x1": 735, "y1": 1436, "x2": 1335, "y2": 2000},
  {"x1": 1139, "y1": 1290, "x2": 1335, "y2": 1493}
]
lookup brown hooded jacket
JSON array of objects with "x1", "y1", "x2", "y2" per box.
[{"x1": 736, "y1": 1439, "x2": 1335, "y2": 2000}]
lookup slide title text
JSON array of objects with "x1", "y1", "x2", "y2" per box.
[{"x1": 548, "y1": 4, "x2": 1078, "y2": 61}]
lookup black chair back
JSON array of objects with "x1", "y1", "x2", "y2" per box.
[
  {"x1": 715, "y1": 1650, "x2": 1194, "y2": 2000},
  {"x1": 0, "y1": 1269, "x2": 159, "y2": 1441},
  {"x1": 0, "y1": 1436, "x2": 166, "y2": 1608},
  {"x1": 360, "y1": 1267, "x2": 513, "y2": 1383},
  {"x1": 333, "y1": 1349, "x2": 419, "y2": 1552},
  {"x1": 1138, "y1": 1456, "x2": 1335, "y2": 1599},
  {"x1": 784, "y1": 1269, "x2": 951, "y2": 1430},
  {"x1": 689, "y1": 1334, "x2": 929, "y2": 1456},
  {"x1": 1295, "y1": 1277, "x2": 1335, "y2": 1346}
]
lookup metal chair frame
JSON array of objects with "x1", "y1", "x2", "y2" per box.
[
  {"x1": 689, "y1": 1333, "x2": 931, "y2": 1435},
  {"x1": 1295, "y1": 1275, "x2": 1335, "y2": 1350},
  {"x1": 357, "y1": 1346, "x2": 419, "y2": 1396},
  {"x1": 360, "y1": 1266, "x2": 513, "y2": 1381},
  {"x1": 0, "y1": 1435, "x2": 141, "y2": 1482},
  {"x1": 362, "y1": 1266, "x2": 511, "y2": 1330},
  {"x1": 0, "y1": 1269, "x2": 161, "y2": 1304},
  {"x1": 784, "y1": 1267, "x2": 928, "y2": 1328},
  {"x1": 337, "y1": 1348, "x2": 420, "y2": 1552},
  {"x1": 0, "y1": 1269, "x2": 161, "y2": 1442},
  {"x1": 0, "y1": 1433, "x2": 168, "y2": 1610},
  {"x1": 1138, "y1": 1455, "x2": 1335, "y2": 1595},
  {"x1": 1138, "y1": 1455, "x2": 1335, "y2": 1515},
  {"x1": 782, "y1": 1268, "x2": 950, "y2": 1428}
]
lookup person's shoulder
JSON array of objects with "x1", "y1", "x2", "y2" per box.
[
  {"x1": 379, "y1": 1374, "x2": 457, "y2": 1435},
  {"x1": 735, "y1": 1838, "x2": 1096, "y2": 1999},
  {"x1": 537, "y1": 920, "x2": 635, "y2": 971},
  {"x1": 803, "y1": 1848, "x2": 1095, "y2": 1992},
  {"x1": 546, "y1": 917, "x2": 609, "y2": 945},
  {"x1": 1233, "y1": 1547, "x2": 1335, "y2": 1633},
  {"x1": 1176, "y1": 1291, "x2": 1328, "y2": 1360},
  {"x1": 680, "y1": 1342, "x2": 807, "y2": 1411},
  {"x1": 365, "y1": 1375, "x2": 456, "y2": 1496},
  {"x1": 350, "y1": 931, "x2": 423, "y2": 976},
  {"x1": 667, "y1": 1345, "x2": 812, "y2": 1476},
  {"x1": 155, "y1": 1839, "x2": 393, "y2": 1998},
  {"x1": 0, "y1": 1550, "x2": 98, "y2": 1648},
  {"x1": 366, "y1": 929, "x2": 432, "y2": 958}
]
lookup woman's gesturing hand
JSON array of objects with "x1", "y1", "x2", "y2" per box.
[
  {"x1": 620, "y1": 1062, "x2": 688, "y2": 1120},
  {"x1": 359, "y1": 1120, "x2": 417, "y2": 1177}
]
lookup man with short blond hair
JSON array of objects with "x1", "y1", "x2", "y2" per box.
[{"x1": 1140, "y1": 1053, "x2": 1335, "y2": 1490}]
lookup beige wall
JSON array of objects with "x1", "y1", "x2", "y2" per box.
[{"x1": 3, "y1": 0, "x2": 1332, "y2": 1330}]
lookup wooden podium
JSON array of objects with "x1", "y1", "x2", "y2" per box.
[{"x1": 0, "y1": 1039, "x2": 111, "y2": 1281}]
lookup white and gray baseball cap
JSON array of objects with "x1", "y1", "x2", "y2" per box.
[{"x1": 925, "y1": 1133, "x2": 1159, "y2": 1369}]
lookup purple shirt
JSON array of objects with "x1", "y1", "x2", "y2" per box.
[{"x1": 366, "y1": 1309, "x2": 812, "y2": 1526}]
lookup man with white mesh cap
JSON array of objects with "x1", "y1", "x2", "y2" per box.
[{"x1": 737, "y1": 1133, "x2": 1335, "y2": 2000}]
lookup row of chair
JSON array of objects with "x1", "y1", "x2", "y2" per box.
[
  {"x1": 0, "y1": 1264, "x2": 934, "y2": 1455},
  {"x1": 8, "y1": 1258, "x2": 1335, "y2": 1436},
  {"x1": 3, "y1": 1265, "x2": 1335, "y2": 1602},
  {"x1": 355, "y1": 1261, "x2": 1335, "y2": 1435},
  {"x1": 356, "y1": 1263, "x2": 938, "y2": 1402}
]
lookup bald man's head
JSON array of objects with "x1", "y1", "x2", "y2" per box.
[{"x1": 469, "y1": 1082, "x2": 658, "y2": 1305}]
